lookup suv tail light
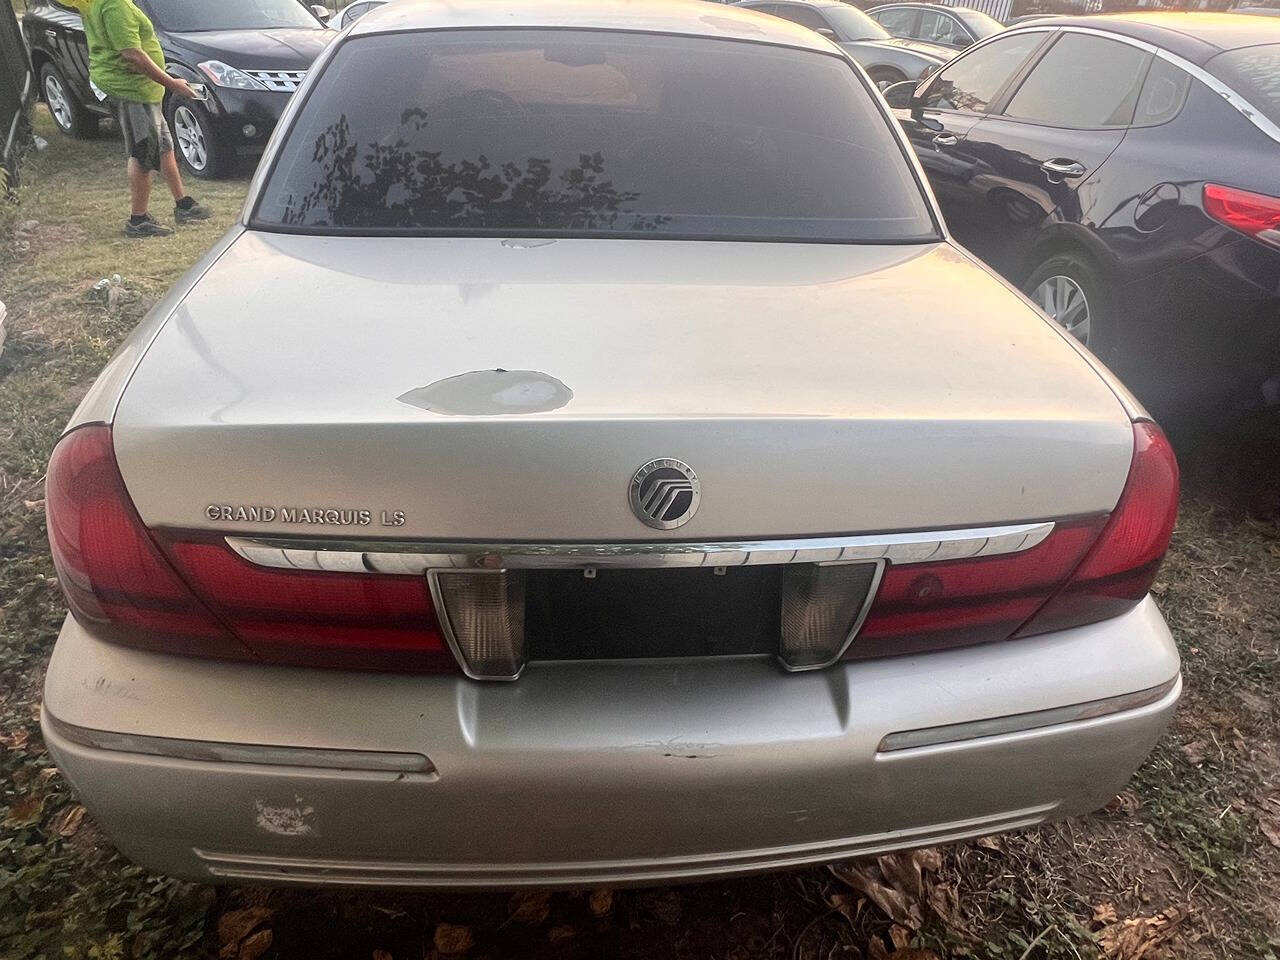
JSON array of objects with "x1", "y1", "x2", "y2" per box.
[
  {"x1": 848, "y1": 421, "x2": 1178, "y2": 659},
  {"x1": 1203, "y1": 183, "x2": 1280, "y2": 249},
  {"x1": 45, "y1": 425, "x2": 454, "y2": 672}
]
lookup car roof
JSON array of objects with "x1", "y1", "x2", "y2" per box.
[
  {"x1": 870, "y1": 3, "x2": 981, "y2": 10},
  {"x1": 347, "y1": 0, "x2": 835, "y2": 52},
  {"x1": 1024, "y1": 13, "x2": 1280, "y2": 65}
]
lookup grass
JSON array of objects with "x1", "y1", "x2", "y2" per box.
[{"x1": 2, "y1": 106, "x2": 1279, "y2": 960}]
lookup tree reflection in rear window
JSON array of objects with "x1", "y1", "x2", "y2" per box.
[
  {"x1": 251, "y1": 30, "x2": 939, "y2": 242},
  {"x1": 1207, "y1": 43, "x2": 1280, "y2": 130}
]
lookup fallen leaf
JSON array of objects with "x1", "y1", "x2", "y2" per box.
[
  {"x1": 1105, "y1": 790, "x2": 1141, "y2": 816},
  {"x1": 238, "y1": 929, "x2": 272, "y2": 960},
  {"x1": 51, "y1": 803, "x2": 86, "y2": 837},
  {"x1": 640, "y1": 890, "x2": 682, "y2": 924},
  {"x1": 23, "y1": 498, "x2": 44, "y2": 512},
  {"x1": 878, "y1": 852, "x2": 924, "y2": 901},
  {"x1": 588, "y1": 888, "x2": 614, "y2": 918},
  {"x1": 217, "y1": 907, "x2": 273, "y2": 947},
  {"x1": 887, "y1": 951, "x2": 939, "y2": 960},
  {"x1": 3, "y1": 794, "x2": 45, "y2": 829},
  {"x1": 1094, "y1": 902, "x2": 1119, "y2": 926},
  {"x1": 830, "y1": 862, "x2": 923, "y2": 930},
  {"x1": 1179, "y1": 740, "x2": 1208, "y2": 765},
  {"x1": 508, "y1": 890, "x2": 552, "y2": 925},
  {"x1": 829, "y1": 892, "x2": 862, "y2": 924},
  {"x1": 1259, "y1": 816, "x2": 1280, "y2": 849},
  {"x1": 434, "y1": 923, "x2": 474, "y2": 956},
  {"x1": 0, "y1": 728, "x2": 29, "y2": 751},
  {"x1": 913, "y1": 847, "x2": 942, "y2": 873},
  {"x1": 867, "y1": 937, "x2": 890, "y2": 960},
  {"x1": 889, "y1": 925, "x2": 912, "y2": 950},
  {"x1": 372, "y1": 951, "x2": 393, "y2": 960},
  {"x1": 1097, "y1": 907, "x2": 1187, "y2": 960},
  {"x1": 547, "y1": 925, "x2": 576, "y2": 944},
  {"x1": 975, "y1": 836, "x2": 1001, "y2": 851}
]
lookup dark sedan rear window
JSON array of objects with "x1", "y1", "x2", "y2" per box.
[
  {"x1": 252, "y1": 30, "x2": 938, "y2": 242},
  {"x1": 1207, "y1": 43, "x2": 1280, "y2": 129}
]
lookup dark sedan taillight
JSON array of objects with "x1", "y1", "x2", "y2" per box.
[
  {"x1": 848, "y1": 421, "x2": 1178, "y2": 659},
  {"x1": 45, "y1": 425, "x2": 454, "y2": 672},
  {"x1": 1203, "y1": 183, "x2": 1280, "y2": 249}
]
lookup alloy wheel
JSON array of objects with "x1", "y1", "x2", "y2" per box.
[
  {"x1": 44, "y1": 73, "x2": 72, "y2": 132},
  {"x1": 1031, "y1": 274, "x2": 1091, "y2": 345},
  {"x1": 173, "y1": 105, "x2": 208, "y2": 171}
]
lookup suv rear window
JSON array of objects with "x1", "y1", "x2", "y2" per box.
[
  {"x1": 252, "y1": 30, "x2": 937, "y2": 242},
  {"x1": 1207, "y1": 43, "x2": 1280, "y2": 129}
]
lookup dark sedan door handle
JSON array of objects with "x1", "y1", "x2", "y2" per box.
[
  {"x1": 932, "y1": 134, "x2": 958, "y2": 147},
  {"x1": 1041, "y1": 158, "x2": 1087, "y2": 179}
]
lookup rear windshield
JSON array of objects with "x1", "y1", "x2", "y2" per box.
[
  {"x1": 252, "y1": 30, "x2": 937, "y2": 242},
  {"x1": 1207, "y1": 43, "x2": 1280, "y2": 128}
]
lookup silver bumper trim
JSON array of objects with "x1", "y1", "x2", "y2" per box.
[
  {"x1": 44, "y1": 714, "x2": 436, "y2": 777},
  {"x1": 224, "y1": 521, "x2": 1056, "y2": 574},
  {"x1": 877, "y1": 675, "x2": 1181, "y2": 752}
]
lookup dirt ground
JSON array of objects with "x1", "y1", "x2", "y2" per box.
[{"x1": 1, "y1": 109, "x2": 1278, "y2": 960}]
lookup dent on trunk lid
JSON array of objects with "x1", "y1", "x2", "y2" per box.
[{"x1": 399, "y1": 369, "x2": 573, "y2": 416}]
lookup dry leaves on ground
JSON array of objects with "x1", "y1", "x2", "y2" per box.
[
  {"x1": 217, "y1": 906, "x2": 274, "y2": 960},
  {"x1": 433, "y1": 922, "x2": 475, "y2": 956},
  {"x1": 829, "y1": 849, "x2": 947, "y2": 932},
  {"x1": 1095, "y1": 907, "x2": 1188, "y2": 960},
  {"x1": 507, "y1": 890, "x2": 552, "y2": 926}
]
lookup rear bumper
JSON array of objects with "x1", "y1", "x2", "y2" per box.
[{"x1": 43, "y1": 599, "x2": 1180, "y2": 889}]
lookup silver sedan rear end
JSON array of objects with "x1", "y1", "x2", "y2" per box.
[{"x1": 41, "y1": 0, "x2": 1180, "y2": 888}]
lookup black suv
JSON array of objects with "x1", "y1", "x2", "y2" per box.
[{"x1": 20, "y1": 0, "x2": 335, "y2": 177}]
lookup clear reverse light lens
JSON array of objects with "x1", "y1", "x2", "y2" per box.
[
  {"x1": 198, "y1": 60, "x2": 266, "y2": 90},
  {"x1": 779, "y1": 562, "x2": 882, "y2": 670},
  {"x1": 431, "y1": 571, "x2": 527, "y2": 680}
]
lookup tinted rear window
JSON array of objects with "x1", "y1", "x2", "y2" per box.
[
  {"x1": 253, "y1": 30, "x2": 937, "y2": 241},
  {"x1": 1207, "y1": 43, "x2": 1280, "y2": 129}
]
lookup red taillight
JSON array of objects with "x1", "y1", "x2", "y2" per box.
[
  {"x1": 1203, "y1": 183, "x2": 1280, "y2": 245},
  {"x1": 1016, "y1": 420, "x2": 1178, "y2": 638},
  {"x1": 45, "y1": 425, "x2": 248, "y2": 658},
  {"x1": 848, "y1": 420, "x2": 1178, "y2": 658},
  {"x1": 850, "y1": 518, "x2": 1106, "y2": 659},
  {"x1": 165, "y1": 542, "x2": 453, "y2": 672},
  {"x1": 45, "y1": 425, "x2": 452, "y2": 672}
]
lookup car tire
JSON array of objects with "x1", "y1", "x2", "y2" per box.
[
  {"x1": 1023, "y1": 252, "x2": 1110, "y2": 355},
  {"x1": 166, "y1": 99, "x2": 227, "y2": 179},
  {"x1": 868, "y1": 67, "x2": 908, "y2": 91},
  {"x1": 40, "y1": 63, "x2": 97, "y2": 139}
]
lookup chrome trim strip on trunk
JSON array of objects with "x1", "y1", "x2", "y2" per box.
[{"x1": 225, "y1": 521, "x2": 1056, "y2": 574}]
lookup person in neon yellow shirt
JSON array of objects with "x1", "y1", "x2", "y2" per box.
[{"x1": 78, "y1": 0, "x2": 211, "y2": 236}]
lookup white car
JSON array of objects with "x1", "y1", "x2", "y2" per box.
[{"x1": 41, "y1": 0, "x2": 1180, "y2": 888}]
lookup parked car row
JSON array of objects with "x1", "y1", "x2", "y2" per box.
[
  {"x1": 20, "y1": 0, "x2": 334, "y2": 177},
  {"x1": 878, "y1": 14, "x2": 1280, "y2": 419}
]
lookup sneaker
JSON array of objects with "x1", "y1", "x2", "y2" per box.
[
  {"x1": 124, "y1": 214, "x2": 174, "y2": 238},
  {"x1": 174, "y1": 199, "x2": 213, "y2": 224}
]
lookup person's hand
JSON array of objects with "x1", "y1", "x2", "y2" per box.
[{"x1": 166, "y1": 77, "x2": 198, "y2": 100}]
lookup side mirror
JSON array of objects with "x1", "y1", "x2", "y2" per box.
[
  {"x1": 815, "y1": 27, "x2": 838, "y2": 38},
  {"x1": 309, "y1": 4, "x2": 331, "y2": 23},
  {"x1": 881, "y1": 80, "x2": 918, "y2": 109}
]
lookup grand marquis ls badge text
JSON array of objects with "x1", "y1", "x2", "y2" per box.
[{"x1": 206, "y1": 504, "x2": 406, "y2": 527}]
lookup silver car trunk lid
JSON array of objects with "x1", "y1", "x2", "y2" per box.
[{"x1": 112, "y1": 232, "x2": 1134, "y2": 541}]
